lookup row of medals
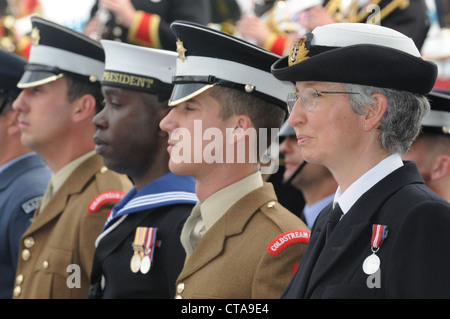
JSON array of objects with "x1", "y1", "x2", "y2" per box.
[{"x1": 130, "y1": 244, "x2": 152, "y2": 274}]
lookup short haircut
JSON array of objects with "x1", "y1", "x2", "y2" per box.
[
  {"x1": 344, "y1": 83, "x2": 430, "y2": 156},
  {"x1": 65, "y1": 75, "x2": 104, "y2": 113},
  {"x1": 208, "y1": 86, "x2": 286, "y2": 132},
  {"x1": 208, "y1": 85, "x2": 286, "y2": 159}
]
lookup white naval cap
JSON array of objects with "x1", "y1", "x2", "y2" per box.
[
  {"x1": 168, "y1": 20, "x2": 294, "y2": 109},
  {"x1": 100, "y1": 40, "x2": 176, "y2": 97},
  {"x1": 272, "y1": 23, "x2": 437, "y2": 95},
  {"x1": 17, "y1": 16, "x2": 105, "y2": 89}
]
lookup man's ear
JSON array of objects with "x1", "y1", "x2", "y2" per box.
[
  {"x1": 363, "y1": 93, "x2": 388, "y2": 131},
  {"x1": 229, "y1": 115, "x2": 254, "y2": 144},
  {"x1": 430, "y1": 155, "x2": 450, "y2": 181},
  {"x1": 72, "y1": 94, "x2": 97, "y2": 122}
]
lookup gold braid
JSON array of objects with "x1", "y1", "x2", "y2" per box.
[{"x1": 325, "y1": 0, "x2": 410, "y2": 23}]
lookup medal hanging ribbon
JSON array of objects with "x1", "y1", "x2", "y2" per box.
[
  {"x1": 362, "y1": 224, "x2": 388, "y2": 275},
  {"x1": 140, "y1": 227, "x2": 158, "y2": 274},
  {"x1": 130, "y1": 227, "x2": 146, "y2": 273},
  {"x1": 371, "y1": 224, "x2": 388, "y2": 252}
]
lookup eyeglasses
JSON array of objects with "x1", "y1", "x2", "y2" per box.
[{"x1": 286, "y1": 88, "x2": 359, "y2": 114}]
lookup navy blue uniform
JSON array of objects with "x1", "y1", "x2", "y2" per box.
[
  {"x1": 282, "y1": 162, "x2": 450, "y2": 299},
  {"x1": 89, "y1": 173, "x2": 197, "y2": 299},
  {"x1": 323, "y1": 0, "x2": 430, "y2": 50},
  {"x1": 0, "y1": 153, "x2": 51, "y2": 298}
]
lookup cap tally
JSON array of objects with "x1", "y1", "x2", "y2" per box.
[{"x1": 101, "y1": 40, "x2": 176, "y2": 94}]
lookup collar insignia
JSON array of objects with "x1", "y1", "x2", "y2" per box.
[
  {"x1": 176, "y1": 38, "x2": 187, "y2": 62},
  {"x1": 289, "y1": 36, "x2": 309, "y2": 66}
]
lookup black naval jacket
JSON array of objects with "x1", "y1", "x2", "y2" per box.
[
  {"x1": 89, "y1": 204, "x2": 193, "y2": 299},
  {"x1": 282, "y1": 161, "x2": 450, "y2": 299},
  {"x1": 323, "y1": 0, "x2": 430, "y2": 50}
]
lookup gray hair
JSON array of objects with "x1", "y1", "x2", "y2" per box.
[{"x1": 343, "y1": 83, "x2": 430, "y2": 156}]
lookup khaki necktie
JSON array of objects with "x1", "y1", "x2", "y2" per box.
[{"x1": 180, "y1": 203, "x2": 206, "y2": 256}]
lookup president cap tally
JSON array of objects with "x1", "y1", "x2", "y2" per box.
[
  {"x1": 271, "y1": 23, "x2": 438, "y2": 95},
  {"x1": 168, "y1": 20, "x2": 294, "y2": 108},
  {"x1": 100, "y1": 40, "x2": 176, "y2": 98},
  {"x1": 17, "y1": 16, "x2": 105, "y2": 89}
]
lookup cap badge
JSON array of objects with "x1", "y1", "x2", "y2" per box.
[
  {"x1": 176, "y1": 38, "x2": 187, "y2": 62},
  {"x1": 289, "y1": 36, "x2": 309, "y2": 66},
  {"x1": 31, "y1": 27, "x2": 40, "y2": 46}
]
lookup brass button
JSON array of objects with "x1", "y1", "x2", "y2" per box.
[
  {"x1": 245, "y1": 84, "x2": 255, "y2": 93},
  {"x1": 443, "y1": 126, "x2": 450, "y2": 134},
  {"x1": 176, "y1": 282, "x2": 185, "y2": 294},
  {"x1": 100, "y1": 166, "x2": 108, "y2": 173},
  {"x1": 21, "y1": 249, "x2": 31, "y2": 261},
  {"x1": 175, "y1": 295, "x2": 182, "y2": 299},
  {"x1": 42, "y1": 260, "x2": 49, "y2": 269},
  {"x1": 267, "y1": 201, "x2": 276, "y2": 208},
  {"x1": 13, "y1": 286, "x2": 21, "y2": 297},
  {"x1": 23, "y1": 237, "x2": 35, "y2": 248},
  {"x1": 16, "y1": 274, "x2": 24, "y2": 285}
]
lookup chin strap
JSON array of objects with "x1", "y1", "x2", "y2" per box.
[{"x1": 283, "y1": 160, "x2": 307, "y2": 186}]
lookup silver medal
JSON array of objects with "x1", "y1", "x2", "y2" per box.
[
  {"x1": 362, "y1": 253, "x2": 380, "y2": 275},
  {"x1": 140, "y1": 255, "x2": 151, "y2": 274}
]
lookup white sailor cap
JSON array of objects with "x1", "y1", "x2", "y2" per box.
[
  {"x1": 100, "y1": 40, "x2": 176, "y2": 99},
  {"x1": 272, "y1": 23, "x2": 437, "y2": 95},
  {"x1": 17, "y1": 17, "x2": 104, "y2": 89},
  {"x1": 422, "y1": 90, "x2": 450, "y2": 136},
  {"x1": 168, "y1": 20, "x2": 294, "y2": 109}
]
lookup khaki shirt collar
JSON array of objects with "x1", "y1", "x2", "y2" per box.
[
  {"x1": 201, "y1": 171, "x2": 264, "y2": 231},
  {"x1": 49, "y1": 150, "x2": 96, "y2": 195}
]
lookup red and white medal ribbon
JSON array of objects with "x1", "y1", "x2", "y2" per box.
[
  {"x1": 371, "y1": 224, "x2": 388, "y2": 252},
  {"x1": 362, "y1": 224, "x2": 388, "y2": 275},
  {"x1": 140, "y1": 227, "x2": 158, "y2": 274}
]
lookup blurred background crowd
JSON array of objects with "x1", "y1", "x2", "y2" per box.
[{"x1": 1, "y1": 0, "x2": 449, "y2": 89}]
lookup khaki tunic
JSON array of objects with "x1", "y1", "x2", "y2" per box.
[
  {"x1": 175, "y1": 183, "x2": 309, "y2": 299},
  {"x1": 13, "y1": 154, "x2": 132, "y2": 299}
]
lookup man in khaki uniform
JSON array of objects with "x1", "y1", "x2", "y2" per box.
[
  {"x1": 12, "y1": 17, "x2": 132, "y2": 299},
  {"x1": 159, "y1": 21, "x2": 309, "y2": 299}
]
